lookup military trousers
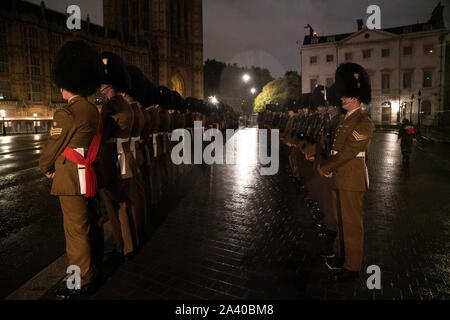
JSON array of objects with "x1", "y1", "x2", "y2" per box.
[
  {"x1": 124, "y1": 175, "x2": 146, "y2": 248},
  {"x1": 59, "y1": 195, "x2": 103, "y2": 286},
  {"x1": 331, "y1": 188, "x2": 365, "y2": 271},
  {"x1": 307, "y1": 171, "x2": 338, "y2": 232},
  {"x1": 98, "y1": 188, "x2": 134, "y2": 256}
]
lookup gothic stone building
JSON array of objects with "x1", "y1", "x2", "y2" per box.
[{"x1": 0, "y1": 0, "x2": 203, "y2": 133}]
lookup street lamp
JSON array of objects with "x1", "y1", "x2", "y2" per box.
[
  {"x1": 208, "y1": 96, "x2": 218, "y2": 105},
  {"x1": 33, "y1": 113, "x2": 38, "y2": 133},
  {"x1": 242, "y1": 74, "x2": 251, "y2": 83},
  {"x1": 410, "y1": 94, "x2": 414, "y2": 123},
  {"x1": 0, "y1": 109, "x2": 5, "y2": 136},
  {"x1": 250, "y1": 88, "x2": 257, "y2": 95}
]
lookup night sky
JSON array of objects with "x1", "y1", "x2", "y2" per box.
[{"x1": 28, "y1": 0, "x2": 450, "y2": 78}]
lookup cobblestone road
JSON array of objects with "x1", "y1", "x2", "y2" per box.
[{"x1": 49, "y1": 129, "x2": 449, "y2": 300}]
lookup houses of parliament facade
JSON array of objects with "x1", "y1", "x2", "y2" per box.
[{"x1": 0, "y1": 0, "x2": 203, "y2": 132}]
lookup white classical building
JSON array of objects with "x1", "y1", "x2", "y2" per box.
[{"x1": 300, "y1": 5, "x2": 448, "y2": 125}]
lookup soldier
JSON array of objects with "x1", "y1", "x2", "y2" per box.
[
  {"x1": 397, "y1": 118, "x2": 417, "y2": 164},
  {"x1": 39, "y1": 40, "x2": 104, "y2": 299},
  {"x1": 97, "y1": 52, "x2": 135, "y2": 262},
  {"x1": 122, "y1": 65, "x2": 148, "y2": 241},
  {"x1": 318, "y1": 63, "x2": 374, "y2": 280}
]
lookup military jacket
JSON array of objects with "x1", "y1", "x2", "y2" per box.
[
  {"x1": 39, "y1": 96, "x2": 98, "y2": 195},
  {"x1": 320, "y1": 108, "x2": 374, "y2": 191}
]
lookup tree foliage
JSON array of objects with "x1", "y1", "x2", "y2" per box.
[
  {"x1": 253, "y1": 71, "x2": 302, "y2": 113},
  {"x1": 204, "y1": 59, "x2": 274, "y2": 115}
]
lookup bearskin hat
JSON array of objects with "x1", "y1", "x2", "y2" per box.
[
  {"x1": 52, "y1": 40, "x2": 103, "y2": 97},
  {"x1": 334, "y1": 62, "x2": 371, "y2": 104},
  {"x1": 123, "y1": 65, "x2": 146, "y2": 105},
  {"x1": 327, "y1": 84, "x2": 342, "y2": 108},
  {"x1": 157, "y1": 86, "x2": 172, "y2": 108},
  {"x1": 100, "y1": 52, "x2": 131, "y2": 92},
  {"x1": 300, "y1": 93, "x2": 311, "y2": 109},
  {"x1": 143, "y1": 78, "x2": 158, "y2": 107},
  {"x1": 171, "y1": 90, "x2": 183, "y2": 110},
  {"x1": 311, "y1": 85, "x2": 327, "y2": 109}
]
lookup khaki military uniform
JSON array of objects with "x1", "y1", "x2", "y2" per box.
[
  {"x1": 128, "y1": 101, "x2": 147, "y2": 245},
  {"x1": 320, "y1": 107, "x2": 374, "y2": 271},
  {"x1": 39, "y1": 95, "x2": 103, "y2": 286},
  {"x1": 97, "y1": 94, "x2": 135, "y2": 256}
]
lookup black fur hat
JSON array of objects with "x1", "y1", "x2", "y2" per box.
[
  {"x1": 171, "y1": 90, "x2": 183, "y2": 110},
  {"x1": 327, "y1": 84, "x2": 342, "y2": 108},
  {"x1": 100, "y1": 52, "x2": 131, "y2": 92},
  {"x1": 300, "y1": 93, "x2": 311, "y2": 109},
  {"x1": 311, "y1": 85, "x2": 327, "y2": 108},
  {"x1": 124, "y1": 65, "x2": 146, "y2": 105},
  {"x1": 143, "y1": 78, "x2": 158, "y2": 107},
  {"x1": 52, "y1": 40, "x2": 103, "y2": 97},
  {"x1": 157, "y1": 86, "x2": 172, "y2": 108},
  {"x1": 334, "y1": 62, "x2": 371, "y2": 104}
]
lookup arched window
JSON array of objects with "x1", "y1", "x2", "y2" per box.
[{"x1": 170, "y1": 74, "x2": 185, "y2": 97}]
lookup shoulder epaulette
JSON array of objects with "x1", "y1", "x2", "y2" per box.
[{"x1": 56, "y1": 106, "x2": 72, "y2": 115}]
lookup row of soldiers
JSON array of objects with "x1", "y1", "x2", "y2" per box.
[
  {"x1": 258, "y1": 62, "x2": 375, "y2": 282},
  {"x1": 39, "y1": 40, "x2": 238, "y2": 299}
]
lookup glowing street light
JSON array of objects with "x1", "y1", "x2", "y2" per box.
[
  {"x1": 242, "y1": 74, "x2": 251, "y2": 83},
  {"x1": 33, "y1": 113, "x2": 38, "y2": 133},
  {"x1": 250, "y1": 88, "x2": 257, "y2": 95},
  {"x1": 209, "y1": 96, "x2": 219, "y2": 105},
  {"x1": 1, "y1": 109, "x2": 5, "y2": 136}
]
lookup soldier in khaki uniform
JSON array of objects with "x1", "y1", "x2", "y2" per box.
[
  {"x1": 97, "y1": 52, "x2": 135, "y2": 261},
  {"x1": 39, "y1": 40, "x2": 104, "y2": 299},
  {"x1": 317, "y1": 63, "x2": 374, "y2": 280},
  {"x1": 122, "y1": 65, "x2": 148, "y2": 244}
]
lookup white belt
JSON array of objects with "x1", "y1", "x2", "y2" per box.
[
  {"x1": 116, "y1": 138, "x2": 130, "y2": 175},
  {"x1": 74, "y1": 148, "x2": 86, "y2": 195},
  {"x1": 331, "y1": 150, "x2": 365, "y2": 157},
  {"x1": 130, "y1": 136, "x2": 140, "y2": 160}
]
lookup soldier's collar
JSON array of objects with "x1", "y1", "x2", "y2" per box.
[
  {"x1": 67, "y1": 95, "x2": 84, "y2": 107},
  {"x1": 344, "y1": 106, "x2": 362, "y2": 119}
]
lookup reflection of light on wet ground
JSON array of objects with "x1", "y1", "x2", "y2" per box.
[
  {"x1": 2, "y1": 146, "x2": 10, "y2": 151},
  {"x1": 231, "y1": 128, "x2": 258, "y2": 192},
  {"x1": 0, "y1": 136, "x2": 12, "y2": 144},
  {"x1": 33, "y1": 135, "x2": 41, "y2": 141}
]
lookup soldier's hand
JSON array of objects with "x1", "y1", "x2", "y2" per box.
[
  {"x1": 413, "y1": 138, "x2": 417, "y2": 142},
  {"x1": 317, "y1": 165, "x2": 332, "y2": 178},
  {"x1": 45, "y1": 172, "x2": 55, "y2": 179}
]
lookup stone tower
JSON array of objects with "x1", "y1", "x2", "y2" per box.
[{"x1": 103, "y1": 0, "x2": 204, "y2": 99}]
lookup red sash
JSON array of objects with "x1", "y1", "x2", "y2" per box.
[{"x1": 61, "y1": 113, "x2": 102, "y2": 198}]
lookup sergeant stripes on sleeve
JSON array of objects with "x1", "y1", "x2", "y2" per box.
[{"x1": 352, "y1": 130, "x2": 368, "y2": 141}]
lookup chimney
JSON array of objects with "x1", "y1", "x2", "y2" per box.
[{"x1": 357, "y1": 19, "x2": 364, "y2": 31}]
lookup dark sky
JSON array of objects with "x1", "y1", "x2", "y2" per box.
[{"x1": 28, "y1": 0, "x2": 450, "y2": 78}]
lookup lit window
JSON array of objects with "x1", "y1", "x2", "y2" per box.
[
  {"x1": 423, "y1": 70, "x2": 432, "y2": 87},
  {"x1": 424, "y1": 44, "x2": 433, "y2": 54}
]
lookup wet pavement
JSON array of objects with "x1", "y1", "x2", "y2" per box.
[
  {"x1": 1, "y1": 129, "x2": 449, "y2": 300},
  {"x1": 82, "y1": 129, "x2": 447, "y2": 300},
  {"x1": 0, "y1": 134, "x2": 65, "y2": 299}
]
